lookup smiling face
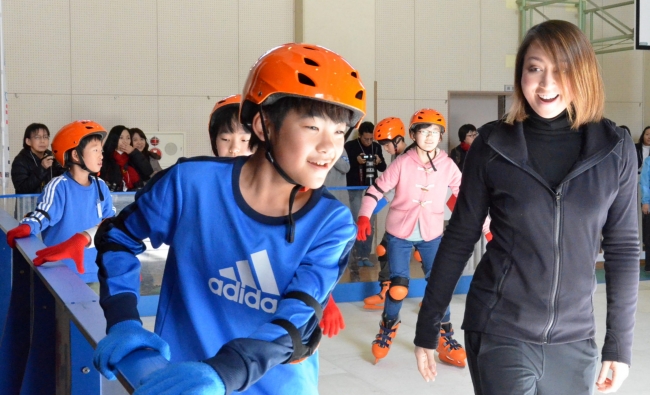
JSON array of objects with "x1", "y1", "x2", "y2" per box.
[
  {"x1": 118, "y1": 129, "x2": 131, "y2": 149},
  {"x1": 410, "y1": 124, "x2": 442, "y2": 152},
  {"x1": 263, "y1": 109, "x2": 347, "y2": 189},
  {"x1": 131, "y1": 133, "x2": 146, "y2": 152},
  {"x1": 216, "y1": 124, "x2": 253, "y2": 157},
  {"x1": 521, "y1": 42, "x2": 572, "y2": 119}
]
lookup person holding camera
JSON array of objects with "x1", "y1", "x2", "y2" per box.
[
  {"x1": 344, "y1": 121, "x2": 387, "y2": 267},
  {"x1": 11, "y1": 123, "x2": 65, "y2": 194}
]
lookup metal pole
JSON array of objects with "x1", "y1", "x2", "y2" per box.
[{"x1": 0, "y1": 0, "x2": 7, "y2": 195}]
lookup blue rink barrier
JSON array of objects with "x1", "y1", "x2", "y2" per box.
[{"x1": 0, "y1": 208, "x2": 167, "y2": 394}]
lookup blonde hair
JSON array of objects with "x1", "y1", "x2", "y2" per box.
[{"x1": 506, "y1": 20, "x2": 604, "y2": 129}]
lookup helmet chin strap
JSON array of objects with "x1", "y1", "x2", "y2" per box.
[
  {"x1": 68, "y1": 152, "x2": 105, "y2": 202},
  {"x1": 414, "y1": 141, "x2": 438, "y2": 172},
  {"x1": 258, "y1": 109, "x2": 303, "y2": 243}
]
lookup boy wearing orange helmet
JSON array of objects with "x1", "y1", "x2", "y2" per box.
[
  {"x1": 87, "y1": 44, "x2": 364, "y2": 395},
  {"x1": 209, "y1": 94, "x2": 256, "y2": 157},
  {"x1": 6, "y1": 121, "x2": 115, "y2": 282},
  {"x1": 357, "y1": 109, "x2": 468, "y2": 367}
]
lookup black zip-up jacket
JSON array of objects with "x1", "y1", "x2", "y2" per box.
[
  {"x1": 11, "y1": 148, "x2": 64, "y2": 194},
  {"x1": 415, "y1": 118, "x2": 639, "y2": 365}
]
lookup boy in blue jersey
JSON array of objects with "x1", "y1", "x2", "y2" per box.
[
  {"x1": 90, "y1": 44, "x2": 365, "y2": 395},
  {"x1": 209, "y1": 93, "x2": 345, "y2": 339},
  {"x1": 6, "y1": 121, "x2": 114, "y2": 282}
]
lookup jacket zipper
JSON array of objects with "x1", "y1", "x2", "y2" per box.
[{"x1": 542, "y1": 185, "x2": 563, "y2": 343}]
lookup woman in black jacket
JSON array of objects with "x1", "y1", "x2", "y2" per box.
[
  {"x1": 414, "y1": 20, "x2": 637, "y2": 395},
  {"x1": 11, "y1": 123, "x2": 64, "y2": 194},
  {"x1": 99, "y1": 125, "x2": 153, "y2": 191}
]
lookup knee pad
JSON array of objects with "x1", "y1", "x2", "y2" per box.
[
  {"x1": 376, "y1": 238, "x2": 388, "y2": 262},
  {"x1": 388, "y1": 277, "x2": 409, "y2": 301}
]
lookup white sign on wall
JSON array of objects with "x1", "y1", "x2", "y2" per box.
[{"x1": 148, "y1": 133, "x2": 185, "y2": 169}]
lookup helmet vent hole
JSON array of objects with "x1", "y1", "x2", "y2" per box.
[
  {"x1": 355, "y1": 90, "x2": 364, "y2": 100},
  {"x1": 297, "y1": 73, "x2": 316, "y2": 87},
  {"x1": 351, "y1": 71, "x2": 358, "y2": 78},
  {"x1": 85, "y1": 126, "x2": 93, "y2": 129},
  {"x1": 303, "y1": 58, "x2": 319, "y2": 67},
  {"x1": 303, "y1": 46, "x2": 317, "y2": 50}
]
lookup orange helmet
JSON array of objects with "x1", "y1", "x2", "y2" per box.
[
  {"x1": 409, "y1": 109, "x2": 446, "y2": 134},
  {"x1": 52, "y1": 120, "x2": 106, "y2": 166},
  {"x1": 209, "y1": 94, "x2": 241, "y2": 131},
  {"x1": 240, "y1": 43, "x2": 366, "y2": 129},
  {"x1": 374, "y1": 117, "x2": 405, "y2": 141}
]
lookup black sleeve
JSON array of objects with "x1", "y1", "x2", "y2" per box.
[
  {"x1": 600, "y1": 133, "x2": 641, "y2": 365},
  {"x1": 414, "y1": 132, "x2": 492, "y2": 349},
  {"x1": 11, "y1": 155, "x2": 47, "y2": 194},
  {"x1": 128, "y1": 150, "x2": 154, "y2": 181},
  {"x1": 374, "y1": 143, "x2": 387, "y2": 172}
]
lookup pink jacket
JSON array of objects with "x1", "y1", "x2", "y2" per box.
[{"x1": 359, "y1": 148, "x2": 461, "y2": 241}]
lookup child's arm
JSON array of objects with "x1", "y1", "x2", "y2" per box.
[
  {"x1": 358, "y1": 158, "x2": 401, "y2": 219},
  {"x1": 20, "y1": 177, "x2": 66, "y2": 235}
]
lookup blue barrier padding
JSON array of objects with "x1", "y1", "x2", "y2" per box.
[
  {"x1": 70, "y1": 321, "x2": 101, "y2": 395},
  {"x1": 21, "y1": 269, "x2": 56, "y2": 395},
  {"x1": 331, "y1": 275, "x2": 473, "y2": 303},
  {"x1": 0, "y1": 251, "x2": 31, "y2": 394},
  {"x1": 0, "y1": 227, "x2": 11, "y2": 341},
  {"x1": 373, "y1": 198, "x2": 388, "y2": 214},
  {"x1": 138, "y1": 295, "x2": 160, "y2": 317}
]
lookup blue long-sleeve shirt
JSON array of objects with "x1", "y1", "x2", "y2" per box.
[
  {"x1": 640, "y1": 156, "x2": 650, "y2": 205},
  {"x1": 96, "y1": 156, "x2": 356, "y2": 394},
  {"x1": 21, "y1": 172, "x2": 115, "y2": 280}
]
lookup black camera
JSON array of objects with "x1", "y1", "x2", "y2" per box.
[{"x1": 363, "y1": 154, "x2": 376, "y2": 185}]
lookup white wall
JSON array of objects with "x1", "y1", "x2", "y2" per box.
[
  {"x1": 3, "y1": 0, "x2": 648, "y2": 194},
  {"x1": 3, "y1": 0, "x2": 294, "y2": 193}
]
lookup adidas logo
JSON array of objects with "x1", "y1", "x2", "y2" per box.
[{"x1": 208, "y1": 250, "x2": 280, "y2": 314}]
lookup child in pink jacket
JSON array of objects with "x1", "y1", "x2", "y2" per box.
[{"x1": 357, "y1": 109, "x2": 466, "y2": 366}]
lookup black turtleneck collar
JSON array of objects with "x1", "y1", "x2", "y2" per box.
[
  {"x1": 524, "y1": 105, "x2": 572, "y2": 132},
  {"x1": 522, "y1": 105, "x2": 582, "y2": 188}
]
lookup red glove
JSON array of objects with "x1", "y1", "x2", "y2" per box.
[
  {"x1": 7, "y1": 224, "x2": 31, "y2": 248},
  {"x1": 356, "y1": 216, "x2": 371, "y2": 241},
  {"x1": 320, "y1": 295, "x2": 344, "y2": 338},
  {"x1": 485, "y1": 232, "x2": 493, "y2": 242},
  {"x1": 33, "y1": 233, "x2": 90, "y2": 274}
]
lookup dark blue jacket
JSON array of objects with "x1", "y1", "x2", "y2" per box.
[{"x1": 415, "y1": 118, "x2": 639, "y2": 365}]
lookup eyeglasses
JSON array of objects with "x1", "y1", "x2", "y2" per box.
[
  {"x1": 466, "y1": 132, "x2": 479, "y2": 138},
  {"x1": 31, "y1": 135, "x2": 50, "y2": 141},
  {"x1": 417, "y1": 130, "x2": 440, "y2": 138}
]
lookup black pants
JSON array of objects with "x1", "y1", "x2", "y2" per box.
[
  {"x1": 643, "y1": 212, "x2": 650, "y2": 270},
  {"x1": 464, "y1": 331, "x2": 599, "y2": 395}
]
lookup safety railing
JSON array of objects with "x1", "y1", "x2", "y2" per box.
[
  {"x1": 0, "y1": 207, "x2": 169, "y2": 394},
  {"x1": 0, "y1": 186, "x2": 477, "y2": 394}
]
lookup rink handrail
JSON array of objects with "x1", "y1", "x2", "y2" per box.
[{"x1": 0, "y1": 208, "x2": 169, "y2": 394}]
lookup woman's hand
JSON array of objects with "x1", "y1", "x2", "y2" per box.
[
  {"x1": 643, "y1": 204, "x2": 649, "y2": 215},
  {"x1": 596, "y1": 361, "x2": 629, "y2": 393},
  {"x1": 120, "y1": 141, "x2": 135, "y2": 154},
  {"x1": 414, "y1": 346, "x2": 437, "y2": 382}
]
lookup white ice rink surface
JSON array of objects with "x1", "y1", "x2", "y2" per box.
[{"x1": 142, "y1": 281, "x2": 650, "y2": 395}]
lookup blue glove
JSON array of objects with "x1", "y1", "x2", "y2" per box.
[
  {"x1": 135, "y1": 361, "x2": 225, "y2": 395},
  {"x1": 93, "y1": 320, "x2": 171, "y2": 380}
]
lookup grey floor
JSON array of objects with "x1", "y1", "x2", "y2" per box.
[
  {"x1": 142, "y1": 282, "x2": 650, "y2": 395},
  {"x1": 316, "y1": 281, "x2": 650, "y2": 395}
]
